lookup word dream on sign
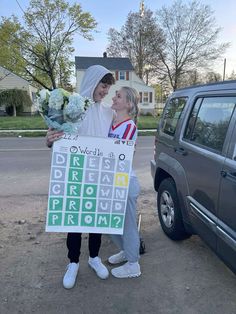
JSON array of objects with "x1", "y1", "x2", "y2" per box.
[{"x1": 46, "y1": 134, "x2": 135, "y2": 235}]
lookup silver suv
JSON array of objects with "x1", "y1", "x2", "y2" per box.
[{"x1": 150, "y1": 80, "x2": 236, "y2": 274}]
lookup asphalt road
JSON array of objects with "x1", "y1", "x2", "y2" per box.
[
  {"x1": 1, "y1": 136, "x2": 236, "y2": 314},
  {"x1": 0, "y1": 136, "x2": 155, "y2": 196}
]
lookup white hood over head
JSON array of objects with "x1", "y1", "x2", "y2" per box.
[
  {"x1": 80, "y1": 65, "x2": 112, "y2": 100},
  {"x1": 77, "y1": 64, "x2": 114, "y2": 137}
]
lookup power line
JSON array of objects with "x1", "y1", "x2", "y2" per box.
[{"x1": 15, "y1": 0, "x2": 25, "y2": 14}]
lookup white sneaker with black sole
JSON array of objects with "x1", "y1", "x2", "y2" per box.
[
  {"x1": 63, "y1": 262, "x2": 79, "y2": 289},
  {"x1": 88, "y1": 256, "x2": 109, "y2": 279},
  {"x1": 111, "y1": 261, "x2": 141, "y2": 278},
  {"x1": 108, "y1": 250, "x2": 127, "y2": 265}
]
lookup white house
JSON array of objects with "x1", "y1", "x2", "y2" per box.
[
  {"x1": 0, "y1": 66, "x2": 38, "y2": 115},
  {"x1": 75, "y1": 54, "x2": 155, "y2": 114}
]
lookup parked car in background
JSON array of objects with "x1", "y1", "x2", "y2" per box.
[{"x1": 150, "y1": 80, "x2": 236, "y2": 274}]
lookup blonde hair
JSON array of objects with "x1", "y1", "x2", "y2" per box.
[{"x1": 121, "y1": 86, "x2": 139, "y2": 124}]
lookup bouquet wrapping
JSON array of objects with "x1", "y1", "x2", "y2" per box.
[{"x1": 35, "y1": 88, "x2": 93, "y2": 133}]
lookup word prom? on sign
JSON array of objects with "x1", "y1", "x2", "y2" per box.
[{"x1": 46, "y1": 135, "x2": 135, "y2": 234}]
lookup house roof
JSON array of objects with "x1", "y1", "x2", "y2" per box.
[
  {"x1": 75, "y1": 56, "x2": 134, "y2": 71},
  {"x1": 0, "y1": 65, "x2": 36, "y2": 87}
]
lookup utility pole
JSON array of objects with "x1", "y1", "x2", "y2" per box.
[
  {"x1": 223, "y1": 58, "x2": 226, "y2": 81},
  {"x1": 138, "y1": 1, "x2": 145, "y2": 79},
  {"x1": 140, "y1": 0, "x2": 144, "y2": 17}
]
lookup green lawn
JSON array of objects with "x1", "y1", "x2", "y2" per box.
[
  {"x1": 0, "y1": 115, "x2": 159, "y2": 130},
  {"x1": 0, "y1": 115, "x2": 46, "y2": 129},
  {"x1": 137, "y1": 115, "x2": 159, "y2": 129}
]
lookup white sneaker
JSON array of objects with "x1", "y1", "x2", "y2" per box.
[
  {"x1": 88, "y1": 256, "x2": 109, "y2": 279},
  {"x1": 111, "y1": 262, "x2": 141, "y2": 278},
  {"x1": 63, "y1": 262, "x2": 79, "y2": 289},
  {"x1": 108, "y1": 250, "x2": 127, "y2": 265}
]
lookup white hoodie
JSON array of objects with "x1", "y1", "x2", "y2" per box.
[{"x1": 77, "y1": 65, "x2": 114, "y2": 137}]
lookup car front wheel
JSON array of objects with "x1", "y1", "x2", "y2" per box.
[{"x1": 157, "y1": 178, "x2": 191, "y2": 240}]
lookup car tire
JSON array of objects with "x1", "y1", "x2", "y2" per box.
[{"x1": 157, "y1": 178, "x2": 191, "y2": 240}]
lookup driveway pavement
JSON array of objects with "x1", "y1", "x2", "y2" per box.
[{"x1": 0, "y1": 137, "x2": 236, "y2": 314}]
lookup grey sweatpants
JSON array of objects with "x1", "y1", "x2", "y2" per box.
[{"x1": 110, "y1": 175, "x2": 140, "y2": 263}]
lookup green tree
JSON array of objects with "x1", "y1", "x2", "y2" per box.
[
  {"x1": 205, "y1": 71, "x2": 222, "y2": 83},
  {"x1": 178, "y1": 70, "x2": 203, "y2": 87},
  {"x1": 151, "y1": 83, "x2": 168, "y2": 103},
  {"x1": 227, "y1": 70, "x2": 236, "y2": 80},
  {"x1": 0, "y1": 89, "x2": 32, "y2": 116},
  {"x1": 0, "y1": 17, "x2": 26, "y2": 76},
  {"x1": 155, "y1": 0, "x2": 229, "y2": 90},
  {"x1": 0, "y1": 0, "x2": 97, "y2": 89},
  {"x1": 107, "y1": 8, "x2": 164, "y2": 81}
]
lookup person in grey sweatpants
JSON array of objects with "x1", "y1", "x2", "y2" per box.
[
  {"x1": 107, "y1": 86, "x2": 141, "y2": 278},
  {"x1": 110, "y1": 175, "x2": 141, "y2": 262}
]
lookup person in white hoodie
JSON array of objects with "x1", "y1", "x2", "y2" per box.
[{"x1": 46, "y1": 65, "x2": 115, "y2": 289}]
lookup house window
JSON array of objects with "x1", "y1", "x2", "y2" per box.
[
  {"x1": 143, "y1": 92, "x2": 148, "y2": 103},
  {"x1": 139, "y1": 92, "x2": 142, "y2": 102},
  {"x1": 119, "y1": 71, "x2": 125, "y2": 80},
  {"x1": 31, "y1": 92, "x2": 37, "y2": 102},
  {"x1": 149, "y1": 92, "x2": 153, "y2": 103}
]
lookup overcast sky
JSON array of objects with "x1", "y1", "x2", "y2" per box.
[{"x1": 1, "y1": 0, "x2": 236, "y2": 77}]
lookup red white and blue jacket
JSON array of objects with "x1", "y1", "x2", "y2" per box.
[{"x1": 108, "y1": 118, "x2": 137, "y2": 140}]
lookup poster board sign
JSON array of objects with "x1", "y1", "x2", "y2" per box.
[{"x1": 46, "y1": 134, "x2": 135, "y2": 234}]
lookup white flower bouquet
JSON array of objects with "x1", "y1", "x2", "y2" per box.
[{"x1": 35, "y1": 88, "x2": 93, "y2": 133}]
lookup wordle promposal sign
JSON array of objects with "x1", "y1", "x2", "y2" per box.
[{"x1": 46, "y1": 134, "x2": 135, "y2": 234}]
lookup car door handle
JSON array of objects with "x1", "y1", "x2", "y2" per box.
[
  {"x1": 221, "y1": 170, "x2": 227, "y2": 177},
  {"x1": 221, "y1": 170, "x2": 236, "y2": 182},
  {"x1": 174, "y1": 147, "x2": 188, "y2": 156}
]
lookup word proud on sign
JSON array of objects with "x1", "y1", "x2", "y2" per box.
[{"x1": 46, "y1": 135, "x2": 134, "y2": 234}]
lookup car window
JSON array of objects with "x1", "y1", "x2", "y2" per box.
[
  {"x1": 184, "y1": 96, "x2": 236, "y2": 152},
  {"x1": 161, "y1": 97, "x2": 187, "y2": 136}
]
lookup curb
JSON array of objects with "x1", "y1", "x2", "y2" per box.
[
  {"x1": 0, "y1": 129, "x2": 47, "y2": 133},
  {"x1": 0, "y1": 129, "x2": 156, "y2": 133}
]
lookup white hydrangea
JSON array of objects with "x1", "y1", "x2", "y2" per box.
[
  {"x1": 64, "y1": 93, "x2": 88, "y2": 122},
  {"x1": 34, "y1": 89, "x2": 50, "y2": 111},
  {"x1": 48, "y1": 89, "x2": 65, "y2": 110},
  {"x1": 38, "y1": 89, "x2": 50, "y2": 103},
  {"x1": 37, "y1": 88, "x2": 93, "y2": 133}
]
